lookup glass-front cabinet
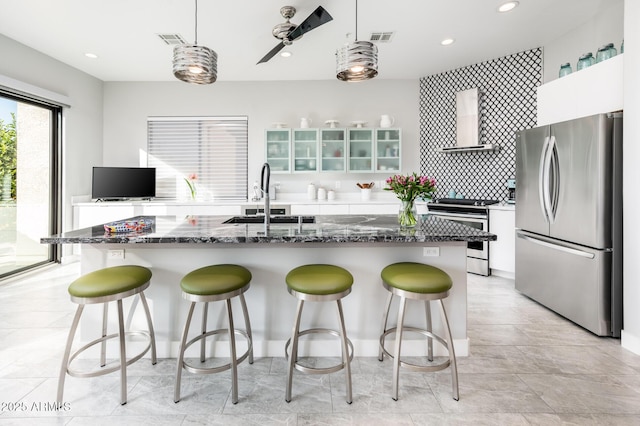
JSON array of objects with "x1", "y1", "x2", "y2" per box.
[
  {"x1": 375, "y1": 128, "x2": 401, "y2": 172},
  {"x1": 348, "y1": 128, "x2": 374, "y2": 172},
  {"x1": 293, "y1": 129, "x2": 318, "y2": 173},
  {"x1": 265, "y1": 129, "x2": 291, "y2": 173},
  {"x1": 320, "y1": 128, "x2": 346, "y2": 172},
  {"x1": 266, "y1": 127, "x2": 401, "y2": 174}
]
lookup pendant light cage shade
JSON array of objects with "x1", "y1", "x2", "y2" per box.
[
  {"x1": 336, "y1": 40, "x2": 378, "y2": 82},
  {"x1": 173, "y1": 44, "x2": 218, "y2": 84}
]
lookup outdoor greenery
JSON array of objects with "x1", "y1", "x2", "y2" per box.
[{"x1": 0, "y1": 113, "x2": 17, "y2": 200}]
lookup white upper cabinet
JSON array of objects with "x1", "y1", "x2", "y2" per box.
[
  {"x1": 267, "y1": 127, "x2": 401, "y2": 174},
  {"x1": 320, "y1": 128, "x2": 346, "y2": 172},
  {"x1": 292, "y1": 129, "x2": 319, "y2": 173},
  {"x1": 347, "y1": 128, "x2": 374, "y2": 173},
  {"x1": 265, "y1": 129, "x2": 291, "y2": 173},
  {"x1": 537, "y1": 54, "x2": 623, "y2": 126},
  {"x1": 375, "y1": 128, "x2": 401, "y2": 173}
]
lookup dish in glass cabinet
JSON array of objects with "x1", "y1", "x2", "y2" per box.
[
  {"x1": 324, "y1": 119, "x2": 340, "y2": 128},
  {"x1": 272, "y1": 122, "x2": 288, "y2": 128},
  {"x1": 350, "y1": 121, "x2": 368, "y2": 128}
]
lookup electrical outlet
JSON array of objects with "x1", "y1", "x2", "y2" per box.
[
  {"x1": 108, "y1": 249, "x2": 125, "y2": 259},
  {"x1": 335, "y1": 181, "x2": 341, "y2": 189},
  {"x1": 379, "y1": 180, "x2": 386, "y2": 189},
  {"x1": 423, "y1": 247, "x2": 440, "y2": 257}
]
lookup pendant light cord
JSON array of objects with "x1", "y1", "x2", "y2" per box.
[
  {"x1": 355, "y1": 0, "x2": 358, "y2": 42},
  {"x1": 194, "y1": 0, "x2": 199, "y2": 44}
]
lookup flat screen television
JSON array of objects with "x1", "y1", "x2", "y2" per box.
[{"x1": 92, "y1": 167, "x2": 156, "y2": 200}]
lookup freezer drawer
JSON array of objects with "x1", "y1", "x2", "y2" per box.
[{"x1": 515, "y1": 230, "x2": 613, "y2": 336}]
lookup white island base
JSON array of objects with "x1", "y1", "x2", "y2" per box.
[{"x1": 77, "y1": 242, "x2": 468, "y2": 359}]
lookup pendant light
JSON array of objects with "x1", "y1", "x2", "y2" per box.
[
  {"x1": 173, "y1": 0, "x2": 217, "y2": 84},
  {"x1": 336, "y1": 0, "x2": 378, "y2": 82}
]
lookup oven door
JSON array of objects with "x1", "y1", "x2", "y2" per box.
[{"x1": 428, "y1": 211, "x2": 489, "y2": 275}]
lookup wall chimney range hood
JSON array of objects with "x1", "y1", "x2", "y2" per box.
[{"x1": 438, "y1": 88, "x2": 498, "y2": 153}]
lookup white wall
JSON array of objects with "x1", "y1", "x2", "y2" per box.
[
  {"x1": 622, "y1": 0, "x2": 640, "y2": 355},
  {"x1": 0, "y1": 34, "x2": 104, "y2": 255},
  {"x1": 102, "y1": 79, "x2": 419, "y2": 196},
  {"x1": 543, "y1": 0, "x2": 624, "y2": 83}
]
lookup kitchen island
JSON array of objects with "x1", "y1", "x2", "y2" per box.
[{"x1": 42, "y1": 214, "x2": 496, "y2": 358}]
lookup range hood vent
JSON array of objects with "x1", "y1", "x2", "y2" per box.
[
  {"x1": 439, "y1": 88, "x2": 497, "y2": 153},
  {"x1": 455, "y1": 88, "x2": 480, "y2": 148}
]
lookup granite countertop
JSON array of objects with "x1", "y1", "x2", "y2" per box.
[{"x1": 41, "y1": 214, "x2": 497, "y2": 245}]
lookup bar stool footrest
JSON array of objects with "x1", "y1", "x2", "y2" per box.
[
  {"x1": 380, "y1": 326, "x2": 451, "y2": 373},
  {"x1": 66, "y1": 330, "x2": 152, "y2": 378},
  {"x1": 181, "y1": 328, "x2": 252, "y2": 375},
  {"x1": 285, "y1": 328, "x2": 354, "y2": 375}
]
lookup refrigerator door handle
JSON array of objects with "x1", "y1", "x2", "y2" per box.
[
  {"x1": 516, "y1": 231, "x2": 595, "y2": 259},
  {"x1": 547, "y1": 135, "x2": 559, "y2": 223},
  {"x1": 538, "y1": 136, "x2": 551, "y2": 222}
]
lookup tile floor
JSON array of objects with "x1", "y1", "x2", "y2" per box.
[{"x1": 1, "y1": 262, "x2": 640, "y2": 425}]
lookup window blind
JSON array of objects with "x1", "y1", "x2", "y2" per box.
[{"x1": 147, "y1": 116, "x2": 248, "y2": 201}]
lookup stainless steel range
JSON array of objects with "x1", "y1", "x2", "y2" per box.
[{"x1": 427, "y1": 198, "x2": 499, "y2": 276}]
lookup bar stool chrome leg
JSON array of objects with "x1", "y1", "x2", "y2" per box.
[
  {"x1": 335, "y1": 298, "x2": 352, "y2": 403},
  {"x1": 174, "y1": 302, "x2": 196, "y2": 403},
  {"x1": 378, "y1": 292, "x2": 393, "y2": 361},
  {"x1": 439, "y1": 299, "x2": 459, "y2": 401},
  {"x1": 392, "y1": 296, "x2": 407, "y2": 401},
  {"x1": 285, "y1": 299, "x2": 304, "y2": 403},
  {"x1": 226, "y1": 298, "x2": 239, "y2": 404},
  {"x1": 425, "y1": 301, "x2": 433, "y2": 362},
  {"x1": 57, "y1": 305, "x2": 84, "y2": 404},
  {"x1": 239, "y1": 294, "x2": 254, "y2": 364}
]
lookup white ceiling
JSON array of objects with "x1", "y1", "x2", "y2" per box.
[{"x1": 0, "y1": 0, "x2": 608, "y2": 82}]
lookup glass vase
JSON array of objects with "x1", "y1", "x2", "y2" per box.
[{"x1": 398, "y1": 200, "x2": 418, "y2": 228}]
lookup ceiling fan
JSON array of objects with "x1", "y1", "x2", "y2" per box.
[{"x1": 257, "y1": 5, "x2": 333, "y2": 64}]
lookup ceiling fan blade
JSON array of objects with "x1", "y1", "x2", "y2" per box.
[
  {"x1": 257, "y1": 42, "x2": 286, "y2": 64},
  {"x1": 287, "y1": 6, "x2": 333, "y2": 41}
]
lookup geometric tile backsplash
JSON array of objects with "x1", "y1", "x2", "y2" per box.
[{"x1": 419, "y1": 48, "x2": 543, "y2": 202}]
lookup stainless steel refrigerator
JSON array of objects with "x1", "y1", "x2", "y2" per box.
[{"x1": 515, "y1": 112, "x2": 623, "y2": 337}]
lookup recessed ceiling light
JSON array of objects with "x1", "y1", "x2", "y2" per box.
[
  {"x1": 441, "y1": 38, "x2": 455, "y2": 46},
  {"x1": 281, "y1": 51, "x2": 292, "y2": 58},
  {"x1": 497, "y1": 1, "x2": 519, "y2": 13},
  {"x1": 84, "y1": 53, "x2": 98, "y2": 59}
]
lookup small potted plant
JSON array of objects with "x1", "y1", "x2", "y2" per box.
[{"x1": 184, "y1": 173, "x2": 197, "y2": 201}]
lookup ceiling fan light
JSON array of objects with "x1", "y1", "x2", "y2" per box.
[
  {"x1": 336, "y1": 41, "x2": 378, "y2": 82},
  {"x1": 173, "y1": 44, "x2": 218, "y2": 84}
]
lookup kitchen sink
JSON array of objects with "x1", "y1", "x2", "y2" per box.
[{"x1": 222, "y1": 215, "x2": 316, "y2": 224}]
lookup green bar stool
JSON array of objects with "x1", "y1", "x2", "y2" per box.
[
  {"x1": 378, "y1": 262, "x2": 459, "y2": 401},
  {"x1": 285, "y1": 264, "x2": 354, "y2": 404},
  {"x1": 57, "y1": 265, "x2": 157, "y2": 405},
  {"x1": 174, "y1": 264, "x2": 253, "y2": 405}
]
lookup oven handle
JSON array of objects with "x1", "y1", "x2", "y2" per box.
[{"x1": 427, "y1": 211, "x2": 488, "y2": 221}]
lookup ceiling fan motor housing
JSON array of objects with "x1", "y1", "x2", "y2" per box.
[
  {"x1": 272, "y1": 22, "x2": 298, "y2": 41},
  {"x1": 273, "y1": 6, "x2": 298, "y2": 41}
]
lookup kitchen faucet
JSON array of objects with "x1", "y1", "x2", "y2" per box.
[{"x1": 260, "y1": 162, "x2": 271, "y2": 228}]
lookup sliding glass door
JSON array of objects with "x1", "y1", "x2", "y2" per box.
[{"x1": 0, "y1": 94, "x2": 60, "y2": 277}]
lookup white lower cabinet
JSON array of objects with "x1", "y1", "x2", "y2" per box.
[
  {"x1": 75, "y1": 201, "x2": 400, "y2": 227},
  {"x1": 290, "y1": 204, "x2": 320, "y2": 215},
  {"x1": 489, "y1": 208, "x2": 515, "y2": 276},
  {"x1": 319, "y1": 204, "x2": 350, "y2": 215},
  {"x1": 349, "y1": 203, "x2": 398, "y2": 215},
  {"x1": 73, "y1": 205, "x2": 137, "y2": 229}
]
